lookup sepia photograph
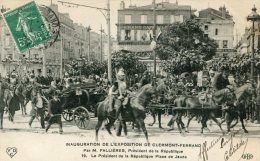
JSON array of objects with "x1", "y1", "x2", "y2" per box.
[{"x1": 0, "y1": 0, "x2": 260, "y2": 161}]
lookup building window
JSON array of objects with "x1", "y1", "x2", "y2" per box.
[
  {"x1": 215, "y1": 40, "x2": 220, "y2": 48},
  {"x1": 141, "y1": 15, "x2": 147, "y2": 24},
  {"x1": 124, "y1": 30, "x2": 131, "y2": 40},
  {"x1": 223, "y1": 40, "x2": 228, "y2": 48},
  {"x1": 179, "y1": 15, "x2": 184, "y2": 23},
  {"x1": 156, "y1": 15, "x2": 164, "y2": 24},
  {"x1": 204, "y1": 25, "x2": 208, "y2": 30},
  {"x1": 170, "y1": 15, "x2": 184, "y2": 23},
  {"x1": 215, "y1": 29, "x2": 218, "y2": 35},
  {"x1": 125, "y1": 15, "x2": 132, "y2": 24}
]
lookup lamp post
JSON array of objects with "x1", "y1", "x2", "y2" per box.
[
  {"x1": 247, "y1": 5, "x2": 260, "y2": 86},
  {"x1": 247, "y1": 5, "x2": 260, "y2": 124},
  {"x1": 86, "y1": 25, "x2": 91, "y2": 61}
]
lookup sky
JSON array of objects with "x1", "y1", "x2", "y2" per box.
[{"x1": 1, "y1": 0, "x2": 260, "y2": 40}]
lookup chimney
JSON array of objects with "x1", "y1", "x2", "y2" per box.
[
  {"x1": 221, "y1": 5, "x2": 226, "y2": 18},
  {"x1": 120, "y1": 1, "x2": 125, "y2": 9}
]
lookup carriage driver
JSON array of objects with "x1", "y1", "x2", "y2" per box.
[{"x1": 212, "y1": 66, "x2": 234, "y2": 107}]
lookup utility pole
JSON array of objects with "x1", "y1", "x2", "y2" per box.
[
  {"x1": 152, "y1": 0, "x2": 157, "y2": 78},
  {"x1": 60, "y1": 37, "x2": 63, "y2": 79},
  {"x1": 42, "y1": 48, "x2": 46, "y2": 77},
  {"x1": 100, "y1": 24, "x2": 104, "y2": 62},
  {"x1": 107, "y1": 0, "x2": 112, "y2": 83}
]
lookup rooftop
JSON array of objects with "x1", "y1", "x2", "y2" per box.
[{"x1": 119, "y1": 2, "x2": 195, "y2": 12}]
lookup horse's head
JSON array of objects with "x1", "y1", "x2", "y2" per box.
[
  {"x1": 234, "y1": 83, "x2": 255, "y2": 105},
  {"x1": 136, "y1": 83, "x2": 157, "y2": 103}
]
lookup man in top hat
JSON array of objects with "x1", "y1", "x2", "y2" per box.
[
  {"x1": 36, "y1": 69, "x2": 46, "y2": 85},
  {"x1": 212, "y1": 66, "x2": 233, "y2": 105},
  {"x1": 46, "y1": 70, "x2": 53, "y2": 86}
]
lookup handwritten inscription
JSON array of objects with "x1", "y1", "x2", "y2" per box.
[{"x1": 198, "y1": 130, "x2": 248, "y2": 161}]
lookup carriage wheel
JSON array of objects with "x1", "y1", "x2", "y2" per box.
[
  {"x1": 73, "y1": 106, "x2": 90, "y2": 129},
  {"x1": 62, "y1": 109, "x2": 74, "y2": 122}
]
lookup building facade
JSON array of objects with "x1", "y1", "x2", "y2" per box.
[
  {"x1": 116, "y1": 0, "x2": 195, "y2": 73},
  {"x1": 236, "y1": 22, "x2": 260, "y2": 56},
  {"x1": 197, "y1": 6, "x2": 235, "y2": 57},
  {"x1": 0, "y1": 3, "x2": 107, "y2": 77}
]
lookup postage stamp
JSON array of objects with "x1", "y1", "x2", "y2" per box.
[{"x1": 2, "y1": 1, "x2": 51, "y2": 53}]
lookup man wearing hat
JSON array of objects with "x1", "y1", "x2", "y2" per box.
[
  {"x1": 36, "y1": 69, "x2": 46, "y2": 85},
  {"x1": 46, "y1": 91, "x2": 63, "y2": 134},
  {"x1": 212, "y1": 66, "x2": 232, "y2": 105},
  {"x1": 45, "y1": 70, "x2": 53, "y2": 86}
]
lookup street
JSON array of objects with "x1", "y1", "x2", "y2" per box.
[
  {"x1": 1, "y1": 102, "x2": 260, "y2": 137},
  {"x1": 0, "y1": 102, "x2": 260, "y2": 161}
]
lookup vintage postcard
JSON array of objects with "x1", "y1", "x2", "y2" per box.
[{"x1": 0, "y1": 0, "x2": 259, "y2": 161}]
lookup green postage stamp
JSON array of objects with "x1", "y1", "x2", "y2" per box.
[{"x1": 2, "y1": 1, "x2": 51, "y2": 53}]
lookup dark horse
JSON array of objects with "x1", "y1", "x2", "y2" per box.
[
  {"x1": 4, "y1": 87, "x2": 20, "y2": 122},
  {"x1": 171, "y1": 95, "x2": 224, "y2": 134},
  {"x1": 224, "y1": 83, "x2": 254, "y2": 133},
  {"x1": 171, "y1": 83, "x2": 254, "y2": 134},
  {"x1": 96, "y1": 83, "x2": 156, "y2": 142},
  {"x1": 15, "y1": 77, "x2": 30, "y2": 115}
]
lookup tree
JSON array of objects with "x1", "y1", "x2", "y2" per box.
[
  {"x1": 111, "y1": 50, "x2": 147, "y2": 76},
  {"x1": 155, "y1": 19, "x2": 218, "y2": 75}
]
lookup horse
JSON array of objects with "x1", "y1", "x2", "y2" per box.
[
  {"x1": 15, "y1": 78, "x2": 30, "y2": 115},
  {"x1": 171, "y1": 94, "x2": 225, "y2": 134},
  {"x1": 148, "y1": 83, "x2": 175, "y2": 129},
  {"x1": 4, "y1": 87, "x2": 20, "y2": 122},
  {"x1": 172, "y1": 83, "x2": 254, "y2": 134},
  {"x1": 224, "y1": 83, "x2": 254, "y2": 133},
  {"x1": 95, "y1": 83, "x2": 156, "y2": 142}
]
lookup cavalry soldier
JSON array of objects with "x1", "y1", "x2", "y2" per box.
[
  {"x1": 10, "y1": 72, "x2": 18, "y2": 88},
  {"x1": 108, "y1": 81, "x2": 119, "y2": 113},
  {"x1": 116, "y1": 68, "x2": 127, "y2": 118}
]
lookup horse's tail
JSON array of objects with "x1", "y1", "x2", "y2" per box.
[{"x1": 97, "y1": 101, "x2": 106, "y2": 120}]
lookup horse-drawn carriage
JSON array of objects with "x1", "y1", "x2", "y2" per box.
[{"x1": 41, "y1": 82, "x2": 106, "y2": 129}]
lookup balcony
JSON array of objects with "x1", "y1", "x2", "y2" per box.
[{"x1": 118, "y1": 40, "x2": 151, "y2": 45}]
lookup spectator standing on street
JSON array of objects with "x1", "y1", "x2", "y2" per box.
[
  {"x1": 0, "y1": 76, "x2": 9, "y2": 129},
  {"x1": 46, "y1": 91, "x2": 63, "y2": 134},
  {"x1": 36, "y1": 69, "x2": 46, "y2": 85},
  {"x1": 29, "y1": 90, "x2": 45, "y2": 128}
]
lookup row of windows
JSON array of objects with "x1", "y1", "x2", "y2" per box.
[
  {"x1": 120, "y1": 29, "x2": 162, "y2": 41},
  {"x1": 215, "y1": 40, "x2": 228, "y2": 48},
  {"x1": 124, "y1": 14, "x2": 184, "y2": 24}
]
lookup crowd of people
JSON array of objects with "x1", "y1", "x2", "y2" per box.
[{"x1": 0, "y1": 63, "x2": 259, "y2": 133}]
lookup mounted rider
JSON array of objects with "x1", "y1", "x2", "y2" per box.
[
  {"x1": 10, "y1": 71, "x2": 18, "y2": 90},
  {"x1": 212, "y1": 66, "x2": 234, "y2": 107},
  {"x1": 116, "y1": 68, "x2": 128, "y2": 118}
]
